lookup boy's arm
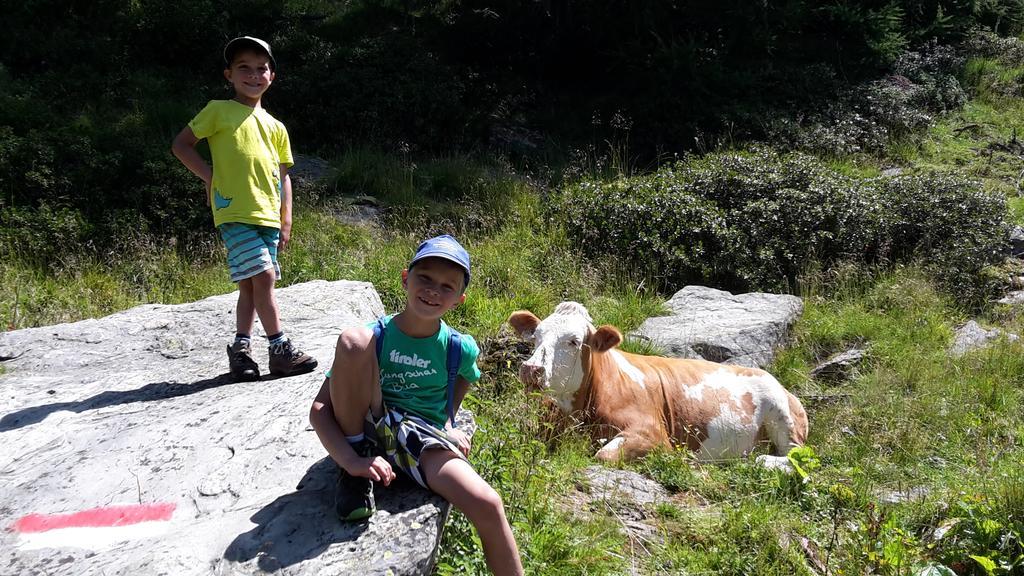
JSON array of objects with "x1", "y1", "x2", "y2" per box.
[
  {"x1": 447, "y1": 375, "x2": 472, "y2": 429},
  {"x1": 171, "y1": 127, "x2": 213, "y2": 206},
  {"x1": 445, "y1": 376, "x2": 473, "y2": 456},
  {"x1": 279, "y1": 164, "x2": 293, "y2": 249}
]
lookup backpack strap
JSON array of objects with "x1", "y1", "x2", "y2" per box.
[
  {"x1": 445, "y1": 328, "x2": 463, "y2": 429},
  {"x1": 372, "y1": 317, "x2": 386, "y2": 360}
]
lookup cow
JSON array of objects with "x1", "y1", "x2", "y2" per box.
[{"x1": 508, "y1": 302, "x2": 808, "y2": 471}]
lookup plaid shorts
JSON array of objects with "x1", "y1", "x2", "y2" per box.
[
  {"x1": 218, "y1": 222, "x2": 281, "y2": 283},
  {"x1": 364, "y1": 405, "x2": 466, "y2": 490}
]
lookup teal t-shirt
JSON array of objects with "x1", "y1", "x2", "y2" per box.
[{"x1": 326, "y1": 315, "x2": 482, "y2": 429}]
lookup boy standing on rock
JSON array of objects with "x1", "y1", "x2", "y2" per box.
[
  {"x1": 309, "y1": 235, "x2": 524, "y2": 576},
  {"x1": 172, "y1": 36, "x2": 316, "y2": 381}
]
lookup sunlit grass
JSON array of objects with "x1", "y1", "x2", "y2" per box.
[
  {"x1": 0, "y1": 250, "x2": 234, "y2": 330},
  {"x1": 5, "y1": 104, "x2": 1024, "y2": 573}
]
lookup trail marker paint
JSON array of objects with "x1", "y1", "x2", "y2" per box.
[
  {"x1": 13, "y1": 503, "x2": 176, "y2": 533},
  {"x1": 10, "y1": 503, "x2": 176, "y2": 551}
]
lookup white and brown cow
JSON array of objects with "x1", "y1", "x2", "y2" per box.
[{"x1": 508, "y1": 302, "x2": 808, "y2": 470}]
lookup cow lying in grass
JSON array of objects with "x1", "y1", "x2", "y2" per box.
[{"x1": 508, "y1": 302, "x2": 808, "y2": 471}]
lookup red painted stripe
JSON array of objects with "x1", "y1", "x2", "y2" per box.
[{"x1": 12, "y1": 503, "x2": 176, "y2": 533}]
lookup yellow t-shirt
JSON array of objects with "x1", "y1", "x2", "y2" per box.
[{"x1": 188, "y1": 100, "x2": 294, "y2": 228}]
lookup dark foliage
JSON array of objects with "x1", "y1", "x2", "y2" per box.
[{"x1": 1, "y1": 0, "x2": 1021, "y2": 262}]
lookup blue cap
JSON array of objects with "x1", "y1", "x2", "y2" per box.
[{"x1": 409, "y1": 235, "x2": 471, "y2": 287}]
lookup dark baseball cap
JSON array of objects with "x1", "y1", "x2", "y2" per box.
[
  {"x1": 224, "y1": 36, "x2": 276, "y2": 70},
  {"x1": 409, "y1": 235, "x2": 471, "y2": 288}
]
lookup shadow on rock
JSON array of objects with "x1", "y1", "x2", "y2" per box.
[
  {"x1": 222, "y1": 457, "x2": 366, "y2": 571},
  {"x1": 0, "y1": 374, "x2": 236, "y2": 432},
  {"x1": 222, "y1": 457, "x2": 450, "y2": 573}
]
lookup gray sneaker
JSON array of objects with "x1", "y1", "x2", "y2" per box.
[
  {"x1": 227, "y1": 341, "x2": 260, "y2": 382},
  {"x1": 268, "y1": 339, "x2": 318, "y2": 377}
]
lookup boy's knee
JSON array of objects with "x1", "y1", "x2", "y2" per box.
[
  {"x1": 252, "y1": 268, "x2": 277, "y2": 287},
  {"x1": 470, "y1": 484, "x2": 505, "y2": 518},
  {"x1": 336, "y1": 326, "x2": 374, "y2": 358}
]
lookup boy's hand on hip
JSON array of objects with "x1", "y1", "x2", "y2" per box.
[
  {"x1": 349, "y1": 455, "x2": 395, "y2": 486},
  {"x1": 447, "y1": 428, "x2": 471, "y2": 456}
]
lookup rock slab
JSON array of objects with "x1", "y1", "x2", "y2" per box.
[
  {"x1": 0, "y1": 280, "x2": 454, "y2": 576},
  {"x1": 636, "y1": 286, "x2": 803, "y2": 368}
]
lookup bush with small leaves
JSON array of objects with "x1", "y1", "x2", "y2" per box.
[
  {"x1": 765, "y1": 41, "x2": 966, "y2": 155},
  {"x1": 554, "y1": 148, "x2": 1008, "y2": 305}
]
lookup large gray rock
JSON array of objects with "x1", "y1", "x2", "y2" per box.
[
  {"x1": 0, "y1": 280, "x2": 457, "y2": 575},
  {"x1": 569, "y1": 467, "x2": 671, "y2": 548},
  {"x1": 997, "y1": 290, "x2": 1024, "y2": 305},
  {"x1": 636, "y1": 286, "x2": 803, "y2": 368}
]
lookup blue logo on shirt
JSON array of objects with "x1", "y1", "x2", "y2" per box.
[{"x1": 213, "y1": 189, "x2": 232, "y2": 210}]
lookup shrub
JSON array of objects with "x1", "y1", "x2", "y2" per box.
[
  {"x1": 556, "y1": 168, "x2": 739, "y2": 287},
  {"x1": 553, "y1": 148, "x2": 1008, "y2": 304},
  {"x1": 0, "y1": 205, "x2": 93, "y2": 271},
  {"x1": 961, "y1": 30, "x2": 1024, "y2": 99},
  {"x1": 963, "y1": 29, "x2": 1024, "y2": 66},
  {"x1": 765, "y1": 41, "x2": 966, "y2": 155},
  {"x1": 869, "y1": 172, "x2": 1009, "y2": 303}
]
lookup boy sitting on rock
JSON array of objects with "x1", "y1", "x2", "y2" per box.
[{"x1": 309, "y1": 235, "x2": 524, "y2": 575}]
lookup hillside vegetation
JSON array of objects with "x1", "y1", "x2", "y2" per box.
[{"x1": 3, "y1": 2, "x2": 1024, "y2": 574}]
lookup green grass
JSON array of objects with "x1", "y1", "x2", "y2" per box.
[
  {"x1": 0, "y1": 246, "x2": 234, "y2": 331},
  {"x1": 6, "y1": 55, "x2": 1024, "y2": 575},
  {"x1": 885, "y1": 56, "x2": 1024, "y2": 209},
  {"x1": 4, "y1": 162, "x2": 1023, "y2": 576},
  {"x1": 1008, "y1": 196, "x2": 1024, "y2": 225}
]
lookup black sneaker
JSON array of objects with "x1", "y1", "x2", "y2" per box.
[
  {"x1": 335, "y1": 441, "x2": 375, "y2": 522},
  {"x1": 227, "y1": 341, "x2": 260, "y2": 382},
  {"x1": 268, "y1": 339, "x2": 318, "y2": 377}
]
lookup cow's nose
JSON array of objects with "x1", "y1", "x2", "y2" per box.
[{"x1": 519, "y1": 363, "x2": 545, "y2": 389}]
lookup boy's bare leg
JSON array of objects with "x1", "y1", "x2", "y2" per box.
[
  {"x1": 235, "y1": 277, "x2": 257, "y2": 335},
  {"x1": 329, "y1": 327, "x2": 384, "y2": 433},
  {"x1": 249, "y1": 268, "x2": 282, "y2": 336},
  {"x1": 226, "y1": 276, "x2": 260, "y2": 381},
  {"x1": 421, "y1": 450, "x2": 524, "y2": 576},
  {"x1": 313, "y1": 328, "x2": 392, "y2": 521}
]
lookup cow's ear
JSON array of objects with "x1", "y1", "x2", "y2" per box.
[
  {"x1": 590, "y1": 325, "x2": 622, "y2": 352},
  {"x1": 507, "y1": 311, "x2": 541, "y2": 339}
]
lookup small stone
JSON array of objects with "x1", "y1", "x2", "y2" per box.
[
  {"x1": 998, "y1": 291, "x2": 1024, "y2": 305},
  {"x1": 810, "y1": 349, "x2": 867, "y2": 383}
]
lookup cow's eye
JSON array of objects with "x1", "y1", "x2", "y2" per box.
[{"x1": 568, "y1": 337, "x2": 581, "y2": 348}]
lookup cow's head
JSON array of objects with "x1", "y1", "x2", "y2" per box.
[{"x1": 508, "y1": 302, "x2": 623, "y2": 410}]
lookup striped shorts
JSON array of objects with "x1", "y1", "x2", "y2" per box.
[
  {"x1": 364, "y1": 405, "x2": 466, "y2": 490},
  {"x1": 218, "y1": 223, "x2": 281, "y2": 283}
]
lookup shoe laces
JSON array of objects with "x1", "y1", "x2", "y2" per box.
[
  {"x1": 231, "y1": 341, "x2": 252, "y2": 356},
  {"x1": 271, "y1": 339, "x2": 300, "y2": 358}
]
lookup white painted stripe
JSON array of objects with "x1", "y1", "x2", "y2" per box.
[{"x1": 17, "y1": 520, "x2": 173, "y2": 551}]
